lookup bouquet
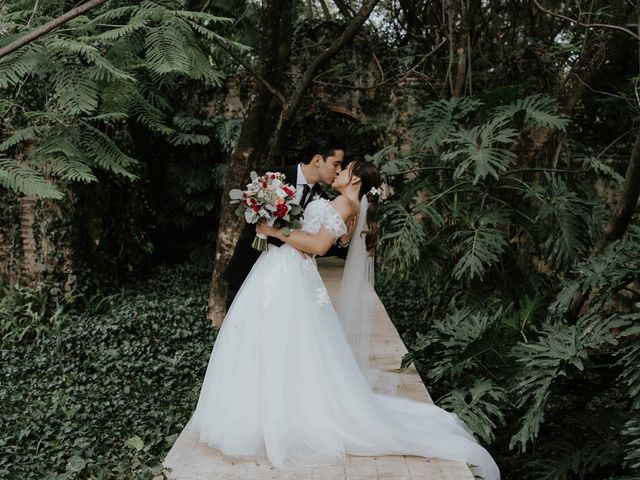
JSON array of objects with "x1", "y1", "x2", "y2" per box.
[{"x1": 229, "y1": 171, "x2": 303, "y2": 251}]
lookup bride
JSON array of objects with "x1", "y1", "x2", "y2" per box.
[{"x1": 189, "y1": 160, "x2": 500, "y2": 480}]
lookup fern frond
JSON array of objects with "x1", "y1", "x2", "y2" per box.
[
  {"x1": 0, "y1": 156, "x2": 63, "y2": 199},
  {"x1": 379, "y1": 201, "x2": 428, "y2": 273},
  {"x1": 170, "y1": 10, "x2": 234, "y2": 25},
  {"x1": 509, "y1": 314, "x2": 635, "y2": 452},
  {"x1": 578, "y1": 154, "x2": 625, "y2": 187},
  {"x1": 439, "y1": 378, "x2": 507, "y2": 443},
  {"x1": 88, "y1": 15, "x2": 148, "y2": 42},
  {"x1": 412, "y1": 97, "x2": 483, "y2": 154},
  {"x1": 493, "y1": 94, "x2": 570, "y2": 130},
  {"x1": 549, "y1": 235, "x2": 640, "y2": 317},
  {"x1": 83, "y1": 5, "x2": 139, "y2": 26},
  {"x1": 186, "y1": 20, "x2": 252, "y2": 53},
  {"x1": 169, "y1": 133, "x2": 211, "y2": 146},
  {"x1": 38, "y1": 136, "x2": 98, "y2": 183},
  {"x1": 0, "y1": 126, "x2": 44, "y2": 152},
  {"x1": 452, "y1": 210, "x2": 509, "y2": 281},
  {"x1": 366, "y1": 147, "x2": 417, "y2": 179},
  {"x1": 145, "y1": 20, "x2": 191, "y2": 74},
  {"x1": 0, "y1": 44, "x2": 43, "y2": 89},
  {"x1": 528, "y1": 175, "x2": 593, "y2": 270},
  {"x1": 131, "y1": 93, "x2": 174, "y2": 135},
  {"x1": 53, "y1": 69, "x2": 99, "y2": 115},
  {"x1": 442, "y1": 118, "x2": 518, "y2": 184},
  {"x1": 616, "y1": 323, "x2": 640, "y2": 410},
  {"x1": 622, "y1": 416, "x2": 640, "y2": 469},
  {"x1": 81, "y1": 127, "x2": 138, "y2": 179}
]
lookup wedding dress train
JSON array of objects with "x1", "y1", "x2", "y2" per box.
[{"x1": 190, "y1": 198, "x2": 500, "y2": 480}]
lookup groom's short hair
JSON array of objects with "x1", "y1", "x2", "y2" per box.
[{"x1": 302, "y1": 135, "x2": 346, "y2": 164}]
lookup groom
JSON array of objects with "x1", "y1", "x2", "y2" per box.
[{"x1": 223, "y1": 134, "x2": 353, "y2": 310}]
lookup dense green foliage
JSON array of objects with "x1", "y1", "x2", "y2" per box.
[
  {"x1": 0, "y1": 0, "x2": 233, "y2": 198},
  {"x1": 376, "y1": 95, "x2": 640, "y2": 479},
  {"x1": 0, "y1": 263, "x2": 214, "y2": 478}
]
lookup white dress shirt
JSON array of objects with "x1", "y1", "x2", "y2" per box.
[{"x1": 296, "y1": 163, "x2": 315, "y2": 205}]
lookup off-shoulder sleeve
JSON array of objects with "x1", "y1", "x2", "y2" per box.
[{"x1": 302, "y1": 199, "x2": 347, "y2": 239}]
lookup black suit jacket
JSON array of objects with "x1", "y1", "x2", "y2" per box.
[{"x1": 223, "y1": 164, "x2": 341, "y2": 291}]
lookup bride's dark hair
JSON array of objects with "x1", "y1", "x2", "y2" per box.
[{"x1": 349, "y1": 160, "x2": 382, "y2": 253}]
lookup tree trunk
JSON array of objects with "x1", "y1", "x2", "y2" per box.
[
  {"x1": 207, "y1": 0, "x2": 294, "y2": 326},
  {"x1": 452, "y1": 0, "x2": 480, "y2": 97}
]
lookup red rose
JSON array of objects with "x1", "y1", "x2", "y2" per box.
[
  {"x1": 284, "y1": 187, "x2": 294, "y2": 196},
  {"x1": 275, "y1": 203, "x2": 288, "y2": 218},
  {"x1": 271, "y1": 174, "x2": 275, "y2": 179},
  {"x1": 252, "y1": 205, "x2": 260, "y2": 213}
]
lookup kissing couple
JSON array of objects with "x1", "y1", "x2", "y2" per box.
[{"x1": 184, "y1": 134, "x2": 500, "y2": 480}]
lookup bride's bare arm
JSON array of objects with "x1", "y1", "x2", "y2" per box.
[{"x1": 256, "y1": 199, "x2": 353, "y2": 256}]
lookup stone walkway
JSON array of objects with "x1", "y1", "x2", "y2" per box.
[{"x1": 163, "y1": 257, "x2": 474, "y2": 480}]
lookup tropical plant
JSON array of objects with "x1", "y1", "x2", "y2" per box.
[
  {"x1": 0, "y1": 0, "x2": 238, "y2": 198},
  {"x1": 377, "y1": 95, "x2": 640, "y2": 478}
]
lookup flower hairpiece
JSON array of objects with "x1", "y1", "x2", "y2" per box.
[{"x1": 369, "y1": 186, "x2": 382, "y2": 196}]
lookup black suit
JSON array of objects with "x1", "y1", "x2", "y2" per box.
[{"x1": 223, "y1": 164, "x2": 342, "y2": 309}]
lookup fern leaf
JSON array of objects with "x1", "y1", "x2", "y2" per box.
[
  {"x1": 170, "y1": 10, "x2": 234, "y2": 25},
  {"x1": 493, "y1": 94, "x2": 570, "y2": 130},
  {"x1": 54, "y1": 69, "x2": 99, "y2": 115},
  {"x1": 88, "y1": 14, "x2": 148, "y2": 41},
  {"x1": 412, "y1": 97, "x2": 483, "y2": 154},
  {"x1": 0, "y1": 126, "x2": 44, "y2": 152},
  {"x1": 442, "y1": 118, "x2": 518, "y2": 184},
  {"x1": 0, "y1": 44, "x2": 42, "y2": 89},
  {"x1": 452, "y1": 210, "x2": 509, "y2": 280},
  {"x1": 529, "y1": 175, "x2": 593, "y2": 270},
  {"x1": 169, "y1": 133, "x2": 211, "y2": 146},
  {"x1": 622, "y1": 416, "x2": 640, "y2": 469},
  {"x1": 83, "y1": 5, "x2": 139, "y2": 26},
  {"x1": 439, "y1": 378, "x2": 507, "y2": 443},
  {"x1": 81, "y1": 127, "x2": 138, "y2": 179},
  {"x1": 38, "y1": 137, "x2": 98, "y2": 183},
  {"x1": 186, "y1": 20, "x2": 252, "y2": 53},
  {"x1": 379, "y1": 201, "x2": 428, "y2": 272},
  {"x1": 578, "y1": 154, "x2": 625, "y2": 187},
  {"x1": 0, "y1": 156, "x2": 63, "y2": 199},
  {"x1": 145, "y1": 21, "x2": 190, "y2": 74},
  {"x1": 616, "y1": 323, "x2": 640, "y2": 409}
]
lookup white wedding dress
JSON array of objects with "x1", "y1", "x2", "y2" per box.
[{"x1": 190, "y1": 198, "x2": 500, "y2": 480}]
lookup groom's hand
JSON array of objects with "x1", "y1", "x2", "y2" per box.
[{"x1": 338, "y1": 214, "x2": 358, "y2": 247}]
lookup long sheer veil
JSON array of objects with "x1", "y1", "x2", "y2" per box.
[{"x1": 336, "y1": 195, "x2": 399, "y2": 394}]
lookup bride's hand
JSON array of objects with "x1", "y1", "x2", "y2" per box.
[{"x1": 256, "y1": 220, "x2": 281, "y2": 239}]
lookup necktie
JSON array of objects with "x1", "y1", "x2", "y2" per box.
[{"x1": 300, "y1": 184, "x2": 312, "y2": 208}]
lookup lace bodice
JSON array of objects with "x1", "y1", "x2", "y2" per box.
[{"x1": 301, "y1": 198, "x2": 347, "y2": 239}]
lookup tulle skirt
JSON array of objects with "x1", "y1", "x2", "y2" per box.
[{"x1": 190, "y1": 244, "x2": 500, "y2": 480}]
